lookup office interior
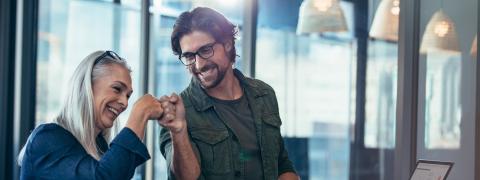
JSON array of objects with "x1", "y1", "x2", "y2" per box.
[{"x1": 0, "y1": 0, "x2": 478, "y2": 179}]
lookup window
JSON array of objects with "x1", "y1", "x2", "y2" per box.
[
  {"x1": 36, "y1": 0, "x2": 141, "y2": 129},
  {"x1": 423, "y1": 53, "x2": 461, "y2": 149},
  {"x1": 364, "y1": 40, "x2": 397, "y2": 148},
  {"x1": 255, "y1": 0, "x2": 397, "y2": 179},
  {"x1": 36, "y1": 1, "x2": 142, "y2": 178},
  {"x1": 415, "y1": 0, "x2": 477, "y2": 179}
]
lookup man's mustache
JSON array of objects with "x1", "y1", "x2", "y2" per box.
[{"x1": 192, "y1": 62, "x2": 217, "y2": 74}]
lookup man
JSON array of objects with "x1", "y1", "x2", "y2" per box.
[{"x1": 159, "y1": 7, "x2": 299, "y2": 180}]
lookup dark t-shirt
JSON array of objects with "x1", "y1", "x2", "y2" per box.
[{"x1": 211, "y1": 94, "x2": 263, "y2": 179}]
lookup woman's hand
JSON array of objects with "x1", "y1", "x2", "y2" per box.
[
  {"x1": 133, "y1": 94, "x2": 165, "y2": 121},
  {"x1": 126, "y1": 94, "x2": 164, "y2": 139}
]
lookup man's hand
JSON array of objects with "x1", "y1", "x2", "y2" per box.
[
  {"x1": 157, "y1": 93, "x2": 187, "y2": 134},
  {"x1": 157, "y1": 93, "x2": 200, "y2": 179}
]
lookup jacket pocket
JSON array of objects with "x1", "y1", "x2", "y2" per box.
[
  {"x1": 262, "y1": 113, "x2": 282, "y2": 128},
  {"x1": 262, "y1": 115, "x2": 281, "y2": 153},
  {"x1": 191, "y1": 128, "x2": 232, "y2": 175}
]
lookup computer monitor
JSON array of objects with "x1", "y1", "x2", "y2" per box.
[{"x1": 410, "y1": 160, "x2": 453, "y2": 180}]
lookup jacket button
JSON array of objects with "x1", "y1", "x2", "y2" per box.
[{"x1": 235, "y1": 171, "x2": 241, "y2": 177}]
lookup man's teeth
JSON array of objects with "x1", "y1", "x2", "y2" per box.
[
  {"x1": 108, "y1": 107, "x2": 119, "y2": 116},
  {"x1": 200, "y1": 69, "x2": 213, "y2": 76}
]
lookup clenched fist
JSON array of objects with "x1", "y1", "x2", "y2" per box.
[
  {"x1": 131, "y1": 94, "x2": 164, "y2": 121},
  {"x1": 126, "y1": 94, "x2": 164, "y2": 139},
  {"x1": 157, "y1": 93, "x2": 187, "y2": 134}
]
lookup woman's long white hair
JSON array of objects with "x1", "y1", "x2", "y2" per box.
[{"x1": 18, "y1": 51, "x2": 130, "y2": 164}]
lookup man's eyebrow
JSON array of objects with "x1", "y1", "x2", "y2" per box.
[{"x1": 182, "y1": 42, "x2": 216, "y2": 54}]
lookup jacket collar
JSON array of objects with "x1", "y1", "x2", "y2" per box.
[{"x1": 186, "y1": 69, "x2": 267, "y2": 111}]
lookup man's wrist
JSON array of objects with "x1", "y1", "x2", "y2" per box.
[{"x1": 170, "y1": 126, "x2": 188, "y2": 139}]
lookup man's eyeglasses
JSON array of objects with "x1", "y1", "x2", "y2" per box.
[
  {"x1": 94, "y1": 50, "x2": 123, "y2": 65},
  {"x1": 179, "y1": 42, "x2": 217, "y2": 66}
]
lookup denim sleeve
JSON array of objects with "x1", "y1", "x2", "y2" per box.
[{"x1": 23, "y1": 125, "x2": 150, "y2": 180}]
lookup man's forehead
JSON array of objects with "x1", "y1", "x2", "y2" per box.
[{"x1": 180, "y1": 31, "x2": 215, "y2": 51}]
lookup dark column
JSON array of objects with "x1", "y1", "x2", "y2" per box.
[
  {"x1": 13, "y1": 0, "x2": 39, "y2": 179},
  {"x1": 0, "y1": 0, "x2": 18, "y2": 179},
  {"x1": 349, "y1": 0, "x2": 375, "y2": 179}
]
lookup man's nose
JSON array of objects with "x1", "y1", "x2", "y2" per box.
[{"x1": 194, "y1": 54, "x2": 208, "y2": 69}]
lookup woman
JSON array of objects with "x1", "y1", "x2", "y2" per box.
[{"x1": 18, "y1": 51, "x2": 171, "y2": 179}]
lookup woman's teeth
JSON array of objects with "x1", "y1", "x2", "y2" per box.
[{"x1": 108, "y1": 107, "x2": 119, "y2": 116}]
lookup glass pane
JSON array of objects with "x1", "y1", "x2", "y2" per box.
[
  {"x1": 256, "y1": 0, "x2": 353, "y2": 179},
  {"x1": 256, "y1": 0, "x2": 397, "y2": 179},
  {"x1": 122, "y1": 0, "x2": 141, "y2": 9},
  {"x1": 151, "y1": 15, "x2": 189, "y2": 180},
  {"x1": 150, "y1": 2, "x2": 244, "y2": 180},
  {"x1": 364, "y1": 40, "x2": 397, "y2": 149},
  {"x1": 37, "y1": 0, "x2": 141, "y2": 126},
  {"x1": 257, "y1": 30, "x2": 355, "y2": 179},
  {"x1": 424, "y1": 54, "x2": 461, "y2": 149},
  {"x1": 36, "y1": 0, "x2": 142, "y2": 177},
  {"x1": 417, "y1": 0, "x2": 477, "y2": 179}
]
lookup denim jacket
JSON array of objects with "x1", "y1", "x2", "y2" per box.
[
  {"x1": 20, "y1": 123, "x2": 150, "y2": 180},
  {"x1": 160, "y1": 69, "x2": 296, "y2": 180}
]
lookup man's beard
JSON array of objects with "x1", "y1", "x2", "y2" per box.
[{"x1": 192, "y1": 61, "x2": 227, "y2": 89}]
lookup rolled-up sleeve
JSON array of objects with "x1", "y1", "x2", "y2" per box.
[
  {"x1": 159, "y1": 126, "x2": 201, "y2": 180},
  {"x1": 159, "y1": 127, "x2": 176, "y2": 179}
]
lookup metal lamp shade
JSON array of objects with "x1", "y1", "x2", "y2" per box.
[
  {"x1": 420, "y1": 10, "x2": 460, "y2": 54},
  {"x1": 297, "y1": 0, "x2": 348, "y2": 34},
  {"x1": 369, "y1": 0, "x2": 400, "y2": 41}
]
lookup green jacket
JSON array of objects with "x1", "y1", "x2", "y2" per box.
[{"x1": 160, "y1": 69, "x2": 296, "y2": 180}]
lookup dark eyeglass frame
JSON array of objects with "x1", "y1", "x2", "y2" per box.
[
  {"x1": 94, "y1": 50, "x2": 123, "y2": 65},
  {"x1": 178, "y1": 42, "x2": 217, "y2": 66}
]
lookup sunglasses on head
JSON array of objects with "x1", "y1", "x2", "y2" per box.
[{"x1": 94, "y1": 51, "x2": 123, "y2": 65}]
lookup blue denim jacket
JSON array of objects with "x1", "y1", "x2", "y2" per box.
[{"x1": 20, "y1": 123, "x2": 150, "y2": 180}]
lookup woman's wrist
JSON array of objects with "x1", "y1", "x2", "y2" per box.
[
  {"x1": 132, "y1": 107, "x2": 150, "y2": 122},
  {"x1": 126, "y1": 109, "x2": 149, "y2": 139}
]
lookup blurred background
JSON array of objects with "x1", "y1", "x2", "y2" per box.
[{"x1": 0, "y1": 0, "x2": 478, "y2": 179}]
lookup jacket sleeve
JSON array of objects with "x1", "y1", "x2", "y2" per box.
[
  {"x1": 277, "y1": 136, "x2": 297, "y2": 175},
  {"x1": 24, "y1": 125, "x2": 150, "y2": 180},
  {"x1": 159, "y1": 126, "x2": 202, "y2": 180},
  {"x1": 159, "y1": 126, "x2": 176, "y2": 179},
  {"x1": 269, "y1": 88, "x2": 297, "y2": 176}
]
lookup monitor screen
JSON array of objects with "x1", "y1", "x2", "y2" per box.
[{"x1": 410, "y1": 160, "x2": 453, "y2": 180}]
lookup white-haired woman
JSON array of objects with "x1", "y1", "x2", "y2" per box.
[{"x1": 18, "y1": 51, "x2": 178, "y2": 179}]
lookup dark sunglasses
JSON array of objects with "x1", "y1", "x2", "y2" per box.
[{"x1": 94, "y1": 50, "x2": 123, "y2": 65}]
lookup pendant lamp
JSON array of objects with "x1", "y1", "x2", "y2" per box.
[
  {"x1": 420, "y1": 9, "x2": 460, "y2": 54},
  {"x1": 297, "y1": 0, "x2": 348, "y2": 34},
  {"x1": 369, "y1": 0, "x2": 400, "y2": 41}
]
